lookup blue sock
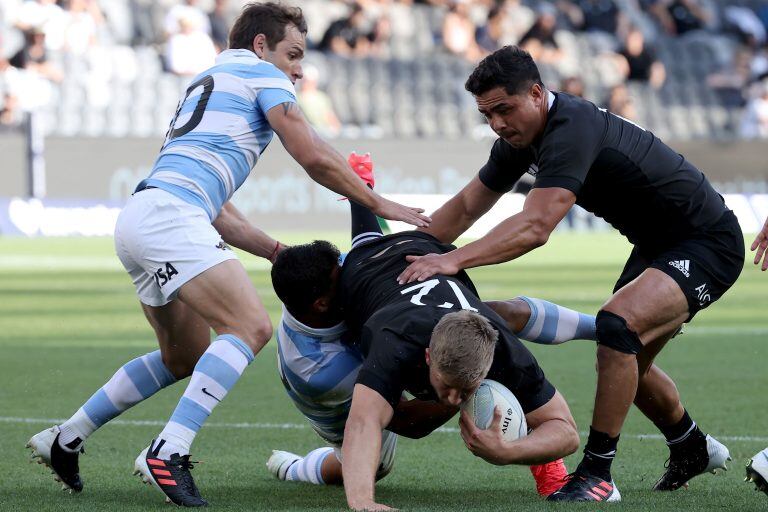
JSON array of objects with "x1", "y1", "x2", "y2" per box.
[
  {"x1": 58, "y1": 350, "x2": 176, "y2": 450},
  {"x1": 516, "y1": 296, "x2": 596, "y2": 345},
  {"x1": 157, "y1": 334, "x2": 254, "y2": 456}
]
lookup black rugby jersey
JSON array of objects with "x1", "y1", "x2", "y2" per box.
[
  {"x1": 479, "y1": 92, "x2": 729, "y2": 248},
  {"x1": 339, "y1": 231, "x2": 555, "y2": 412}
]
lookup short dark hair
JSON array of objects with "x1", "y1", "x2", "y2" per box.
[
  {"x1": 465, "y1": 46, "x2": 543, "y2": 97},
  {"x1": 271, "y1": 240, "x2": 340, "y2": 316},
  {"x1": 229, "y1": 2, "x2": 308, "y2": 51},
  {"x1": 430, "y1": 310, "x2": 498, "y2": 386}
]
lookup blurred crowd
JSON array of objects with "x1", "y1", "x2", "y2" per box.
[{"x1": 1, "y1": 0, "x2": 768, "y2": 139}]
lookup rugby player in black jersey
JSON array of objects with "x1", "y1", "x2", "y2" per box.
[
  {"x1": 336, "y1": 231, "x2": 583, "y2": 510},
  {"x1": 397, "y1": 46, "x2": 744, "y2": 502}
]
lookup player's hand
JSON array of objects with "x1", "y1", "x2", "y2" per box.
[
  {"x1": 459, "y1": 407, "x2": 509, "y2": 466},
  {"x1": 751, "y1": 217, "x2": 768, "y2": 271},
  {"x1": 371, "y1": 197, "x2": 431, "y2": 228},
  {"x1": 350, "y1": 501, "x2": 397, "y2": 511},
  {"x1": 397, "y1": 253, "x2": 459, "y2": 284}
]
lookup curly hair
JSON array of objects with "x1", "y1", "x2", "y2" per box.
[
  {"x1": 271, "y1": 240, "x2": 340, "y2": 316},
  {"x1": 465, "y1": 45, "x2": 544, "y2": 96}
]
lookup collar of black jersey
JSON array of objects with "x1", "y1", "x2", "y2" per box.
[{"x1": 530, "y1": 90, "x2": 559, "y2": 152}]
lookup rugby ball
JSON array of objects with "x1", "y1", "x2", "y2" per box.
[{"x1": 461, "y1": 379, "x2": 527, "y2": 442}]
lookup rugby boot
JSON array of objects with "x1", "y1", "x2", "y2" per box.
[
  {"x1": 546, "y1": 469, "x2": 621, "y2": 502},
  {"x1": 266, "y1": 450, "x2": 301, "y2": 481},
  {"x1": 27, "y1": 425, "x2": 84, "y2": 493},
  {"x1": 745, "y1": 448, "x2": 768, "y2": 496},
  {"x1": 530, "y1": 458, "x2": 569, "y2": 497},
  {"x1": 653, "y1": 434, "x2": 730, "y2": 491},
  {"x1": 133, "y1": 439, "x2": 207, "y2": 507}
]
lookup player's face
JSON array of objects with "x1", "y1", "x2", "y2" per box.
[
  {"x1": 428, "y1": 367, "x2": 480, "y2": 407},
  {"x1": 261, "y1": 24, "x2": 305, "y2": 84},
  {"x1": 475, "y1": 84, "x2": 547, "y2": 149}
]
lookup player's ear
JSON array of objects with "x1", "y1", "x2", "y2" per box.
[
  {"x1": 425, "y1": 348, "x2": 431, "y2": 366},
  {"x1": 252, "y1": 33, "x2": 267, "y2": 58},
  {"x1": 531, "y1": 83, "x2": 543, "y2": 104}
]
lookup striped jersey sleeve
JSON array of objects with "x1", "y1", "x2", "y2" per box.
[{"x1": 142, "y1": 49, "x2": 296, "y2": 220}]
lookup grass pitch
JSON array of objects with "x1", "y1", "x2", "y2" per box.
[{"x1": 1, "y1": 233, "x2": 766, "y2": 511}]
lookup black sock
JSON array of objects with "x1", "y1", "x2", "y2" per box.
[
  {"x1": 656, "y1": 409, "x2": 705, "y2": 447},
  {"x1": 578, "y1": 427, "x2": 619, "y2": 480},
  {"x1": 350, "y1": 185, "x2": 383, "y2": 248}
]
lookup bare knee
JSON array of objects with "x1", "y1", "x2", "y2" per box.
[
  {"x1": 596, "y1": 344, "x2": 636, "y2": 369},
  {"x1": 485, "y1": 297, "x2": 531, "y2": 333},
  {"x1": 230, "y1": 316, "x2": 273, "y2": 354},
  {"x1": 251, "y1": 318, "x2": 274, "y2": 349}
]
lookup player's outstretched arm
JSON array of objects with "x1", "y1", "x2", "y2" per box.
[
  {"x1": 342, "y1": 384, "x2": 396, "y2": 511},
  {"x1": 751, "y1": 216, "x2": 768, "y2": 271},
  {"x1": 398, "y1": 187, "x2": 575, "y2": 284},
  {"x1": 266, "y1": 102, "x2": 430, "y2": 228},
  {"x1": 420, "y1": 175, "x2": 504, "y2": 244},
  {"x1": 460, "y1": 390, "x2": 579, "y2": 466},
  {"x1": 212, "y1": 202, "x2": 284, "y2": 262}
]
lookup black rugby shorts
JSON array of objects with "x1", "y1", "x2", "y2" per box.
[{"x1": 613, "y1": 210, "x2": 744, "y2": 321}]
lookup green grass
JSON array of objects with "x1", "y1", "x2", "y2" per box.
[{"x1": 1, "y1": 233, "x2": 766, "y2": 511}]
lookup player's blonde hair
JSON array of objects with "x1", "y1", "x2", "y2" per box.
[{"x1": 429, "y1": 310, "x2": 498, "y2": 386}]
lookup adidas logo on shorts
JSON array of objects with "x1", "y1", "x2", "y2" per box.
[{"x1": 668, "y1": 259, "x2": 690, "y2": 278}]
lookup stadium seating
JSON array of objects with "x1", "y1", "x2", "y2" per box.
[{"x1": 1, "y1": 0, "x2": 762, "y2": 141}]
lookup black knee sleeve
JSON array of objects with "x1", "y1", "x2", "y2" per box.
[{"x1": 595, "y1": 310, "x2": 643, "y2": 355}]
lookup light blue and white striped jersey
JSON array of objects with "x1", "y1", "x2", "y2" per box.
[
  {"x1": 276, "y1": 306, "x2": 363, "y2": 445},
  {"x1": 141, "y1": 49, "x2": 296, "y2": 220}
]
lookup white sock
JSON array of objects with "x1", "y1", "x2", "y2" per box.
[{"x1": 286, "y1": 447, "x2": 334, "y2": 485}]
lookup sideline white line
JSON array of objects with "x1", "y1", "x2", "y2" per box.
[
  {"x1": 3, "y1": 416, "x2": 767, "y2": 443},
  {"x1": 0, "y1": 256, "x2": 271, "y2": 271}
]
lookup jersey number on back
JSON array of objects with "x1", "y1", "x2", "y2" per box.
[
  {"x1": 400, "y1": 278, "x2": 478, "y2": 312},
  {"x1": 163, "y1": 75, "x2": 215, "y2": 145}
]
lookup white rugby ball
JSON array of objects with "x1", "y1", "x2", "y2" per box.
[{"x1": 461, "y1": 379, "x2": 527, "y2": 442}]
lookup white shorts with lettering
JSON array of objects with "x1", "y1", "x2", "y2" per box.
[{"x1": 114, "y1": 188, "x2": 237, "y2": 307}]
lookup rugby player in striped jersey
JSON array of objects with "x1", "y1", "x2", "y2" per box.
[{"x1": 26, "y1": 4, "x2": 429, "y2": 507}]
